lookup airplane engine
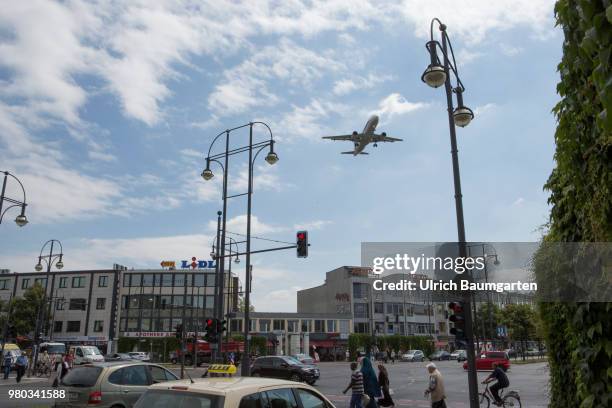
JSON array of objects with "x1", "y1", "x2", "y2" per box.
[
  {"x1": 352, "y1": 131, "x2": 358, "y2": 135},
  {"x1": 382, "y1": 132, "x2": 387, "y2": 137}
]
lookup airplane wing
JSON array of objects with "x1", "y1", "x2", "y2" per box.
[
  {"x1": 322, "y1": 134, "x2": 356, "y2": 141},
  {"x1": 372, "y1": 133, "x2": 403, "y2": 142}
]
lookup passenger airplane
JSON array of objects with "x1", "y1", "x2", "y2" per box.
[{"x1": 322, "y1": 115, "x2": 402, "y2": 155}]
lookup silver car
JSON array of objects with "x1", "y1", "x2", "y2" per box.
[{"x1": 54, "y1": 362, "x2": 179, "y2": 407}]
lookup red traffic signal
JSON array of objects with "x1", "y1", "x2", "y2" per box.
[{"x1": 296, "y1": 230, "x2": 308, "y2": 258}]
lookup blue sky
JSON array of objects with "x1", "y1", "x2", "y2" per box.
[{"x1": 0, "y1": 1, "x2": 560, "y2": 311}]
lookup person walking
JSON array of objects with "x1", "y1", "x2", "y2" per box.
[
  {"x1": 15, "y1": 353, "x2": 28, "y2": 383},
  {"x1": 360, "y1": 357, "x2": 381, "y2": 408},
  {"x1": 2, "y1": 351, "x2": 12, "y2": 380},
  {"x1": 423, "y1": 362, "x2": 446, "y2": 408},
  {"x1": 377, "y1": 364, "x2": 395, "y2": 407},
  {"x1": 343, "y1": 362, "x2": 365, "y2": 408}
]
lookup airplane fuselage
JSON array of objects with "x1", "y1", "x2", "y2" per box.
[{"x1": 353, "y1": 115, "x2": 379, "y2": 155}]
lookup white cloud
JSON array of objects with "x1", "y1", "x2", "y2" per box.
[
  {"x1": 294, "y1": 220, "x2": 332, "y2": 230},
  {"x1": 88, "y1": 150, "x2": 117, "y2": 162},
  {"x1": 474, "y1": 103, "x2": 497, "y2": 116},
  {"x1": 513, "y1": 197, "x2": 525, "y2": 207},
  {"x1": 333, "y1": 73, "x2": 394, "y2": 95},
  {"x1": 399, "y1": 0, "x2": 555, "y2": 44},
  {"x1": 207, "y1": 215, "x2": 282, "y2": 236},
  {"x1": 370, "y1": 93, "x2": 429, "y2": 121},
  {"x1": 500, "y1": 44, "x2": 523, "y2": 56},
  {"x1": 208, "y1": 39, "x2": 345, "y2": 116},
  {"x1": 276, "y1": 99, "x2": 349, "y2": 141}
]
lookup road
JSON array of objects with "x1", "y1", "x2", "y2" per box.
[{"x1": 0, "y1": 360, "x2": 549, "y2": 407}]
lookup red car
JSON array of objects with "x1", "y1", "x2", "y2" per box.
[{"x1": 463, "y1": 351, "x2": 510, "y2": 371}]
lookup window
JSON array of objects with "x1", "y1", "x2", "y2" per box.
[
  {"x1": 193, "y1": 274, "x2": 205, "y2": 287},
  {"x1": 273, "y1": 320, "x2": 285, "y2": 331},
  {"x1": 56, "y1": 300, "x2": 65, "y2": 310},
  {"x1": 98, "y1": 275, "x2": 108, "y2": 287},
  {"x1": 142, "y1": 274, "x2": 154, "y2": 286},
  {"x1": 158, "y1": 295, "x2": 171, "y2": 309},
  {"x1": 354, "y1": 322, "x2": 369, "y2": 333},
  {"x1": 69, "y1": 298, "x2": 87, "y2": 311},
  {"x1": 352, "y1": 282, "x2": 368, "y2": 299},
  {"x1": 123, "y1": 274, "x2": 131, "y2": 287},
  {"x1": 206, "y1": 274, "x2": 215, "y2": 287},
  {"x1": 72, "y1": 276, "x2": 85, "y2": 288},
  {"x1": 172, "y1": 295, "x2": 184, "y2": 307},
  {"x1": 161, "y1": 274, "x2": 173, "y2": 287},
  {"x1": 301, "y1": 320, "x2": 311, "y2": 332},
  {"x1": 149, "y1": 366, "x2": 177, "y2": 383},
  {"x1": 354, "y1": 303, "x2": 369, "y2": 318},
  {"x1": 314, "y1": 320, "x2": 325, "y2": 332},
  {"x1": 174, "y1": 274, "x2": 186, "y2": 287},
  {"x1": 34, "y1": 277, "x2": 47, "y2": 287},
  {"x1": 58, "y1": 277, "x2": 67, "y2": 288},
  {"x1": 96, "y1": 298, "x2": 106, "y2": 310},
  {"x1": 122, "y1": 365, "x2": 149, "y2": 386},
  {"x1": 339, "y1": 320, "x2": 350, "y2": 333},
  {"x1": 21, "y1": 278, "x2": 30, "y2": 289},
  {"x1": 54, "y1": 321, "x2": 63, "y2": 332},
  {"x1": 263, "y1": 387, "x2": 299, "y2": 408},
  {"x1": 0, "y1": 279, "x2": 9, "y2": 290},
  {"x1": 108, "y1": 369, "x2": 123, "y2": 384},
  {"x1": 93, "y1": 320, "x2": 104, "y2": 332},
  {"x1": 259, "y1": 320, "x2": 271, "y2": 332},
  {"x1": 67, "y1": 321, "x2": 81, "y2": 332},
  {"x1": 374, "y1": 302, "x2": 384, "y2": 314},
  {"x1": 240, "y1": 393, "x2": 264, "y2": 408},
  {"x1": 326, "y1": 320, "x2": 336, "y2": 332},
  {"x1": 287, "y1": 320, "x2": 299, "y2": 333},
  {"x1": 295, "y1": 389, "x2": 327, "y2": 408}
]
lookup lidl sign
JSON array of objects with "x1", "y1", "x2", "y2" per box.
[{"x1": 160, "y1": 257, "x2": 215, "y2": 269}]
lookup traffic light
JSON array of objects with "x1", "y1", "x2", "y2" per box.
[
  {"x1": 205, "y1": 318, "x2": 218, "y2": 343},
  {"x1": 296, "y1": 231, "x2": 308, "y2": 258},
  {"x1": 175, "y1": 324, "x2": 183, "y2": 340},
  {"x1": 217, "y1": 320, "x2": 227, "y2": 335},
  {"x1": 448, "y1": 302, "x2": 467, "y2": 347}
]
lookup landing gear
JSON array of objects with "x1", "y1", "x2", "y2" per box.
[{"x1": 373, "y1": 143, "x2": 378, "y2": 147}]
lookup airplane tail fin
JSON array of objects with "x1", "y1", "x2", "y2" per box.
[{"x1": 341, "y1": 151, "x2": 368, "y2": 155}]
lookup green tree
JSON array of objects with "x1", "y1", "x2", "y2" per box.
[
  {"x1": 475, "y1": 302, "x2": 502, "y2": 339},
  {"x1": 501, "y1": 304, "x2": 538, "y2": 359},
  {"x1": 10, "y1": 283, "x2": 48, "y2": 338},
  {"x1": 534, "y1": 1, "x2": 611, "y2": 407}
]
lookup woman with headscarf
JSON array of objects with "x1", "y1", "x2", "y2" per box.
[
  {"x1": 360, "y1": 357, "x2": 381, "y2": 408},
  {"x1": 377, "y1": 364, "x2": 395, "y2": 407}
]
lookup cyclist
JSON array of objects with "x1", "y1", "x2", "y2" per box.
[{"x1": 482, "y1": 361, "x2": 509, "y2": 406}]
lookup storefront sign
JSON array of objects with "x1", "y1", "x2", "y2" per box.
[
  {"x1": 160, "y1": 261, "x2": 176, "y2": 268},
  {"x1": 180, "y1": 257, "x2": 215, "y2": 269}
]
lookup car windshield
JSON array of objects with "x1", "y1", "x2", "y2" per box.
[
  {"x1": 45, "y1": 344, "x2": 66, "y2": 354},
  {"x1": 408, "y1": 350, "x2": 418, "y2": 354},
  {"x1": 61, "y1": 366, "x2": 103, "y2": 387},
  {"x1": 283, "y1": 356, "x2": 302, "y2": 365},
  {"x1": 83, "y1": 347, "x2": 102, "y2": 355},
  {"x1": 134, "y1": 390, "x2": 224, "y2": 408}
]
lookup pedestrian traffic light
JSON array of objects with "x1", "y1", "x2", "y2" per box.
[
  {"x1": 175, "y1": 324, "x2": 183, "y2": 339},
  {"x1": 205, "y1": 318, "x2": 218, "y2": 343},
  {"x1": 296, "y1": 231, "x2": 308, "y2": 258},
  {"x1": 448, "y1": 302, "x2": 467, "y2": 346},
  {"x1": 217, "y1": 319, "x2": 227, "y2": 334}
]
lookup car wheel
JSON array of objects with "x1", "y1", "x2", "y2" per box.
[{"x1": 290, "y1": 373, "x2": 302, "y2": 382}]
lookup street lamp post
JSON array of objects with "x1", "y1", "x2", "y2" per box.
[
  {"x1": 202, "y1": 121, "x2": 278, "y2": 375},
  {"x1": 32, "y1": 239, "x2": 64, "y2": 377},
  {"x1": 0, "y1": 171, "x2": 28, "y2": 227},
  {"x1": 468, "y1": 243, "x2": 500, "y2": 347},
  {"x1": 421, "y1": 18, "x2": 478, "y2": 408}
]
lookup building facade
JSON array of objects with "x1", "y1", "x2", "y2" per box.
[{"x1": 0, "y1": 263, "x2": 238, "y2": 353}]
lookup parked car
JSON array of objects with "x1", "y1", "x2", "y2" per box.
[
  {"x1": 128, "y1": 352, "x2": 151, "y2": 362},
  {"x1": 400, "y1": 350, "x2": 425, "y2": 362},
  {"x1": 54, "y1": 362, "x2": 179, "y2": 407},
  {"x1": 450, "y1": 350, "x2": 467, "y2": 362},
  {"x1": 429, "y1": 351, "x2": 451, "y2": 361},
  {"x1": 69, "y1": 345, "x2": 105, "y2": 365},
  {"x1": 463, "y1": 351, "x2": 511, "y2": 371},
  {"x1": 292, "y1": 353, "x2": 315, "y2": 365},
  {"x1": 134, "y1": 377, "x2": 335, "y2": 408},
  {"x1": 104, "y1": 353, "x2": 135, "y2": 362},
  {"x1": 250, "y1": 356, "x2": 319, "y2": 385}
]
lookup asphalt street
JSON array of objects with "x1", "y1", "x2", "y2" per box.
[{"x1": 0, "y1": 360, "x2": 549, "y2": 408}]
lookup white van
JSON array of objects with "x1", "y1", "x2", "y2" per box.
[{"x1": 69, "y1": 345, "x2": 104, "y2": 365}]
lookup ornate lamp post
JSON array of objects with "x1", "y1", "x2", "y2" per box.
[{"x1": 0, "y1": 171, "x2": 28, "y2": 227}]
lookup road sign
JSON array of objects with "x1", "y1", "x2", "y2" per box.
[{"x1": 496, "y1": 326, "x2": 507, "y2": 337}]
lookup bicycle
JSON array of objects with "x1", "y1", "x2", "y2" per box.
[
  {"x1": 35, "y1": 361, "x2": 52, "y2": 378},
  {"x1": 479, "y1": 382, "x2": 521, "y2": 407}
]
